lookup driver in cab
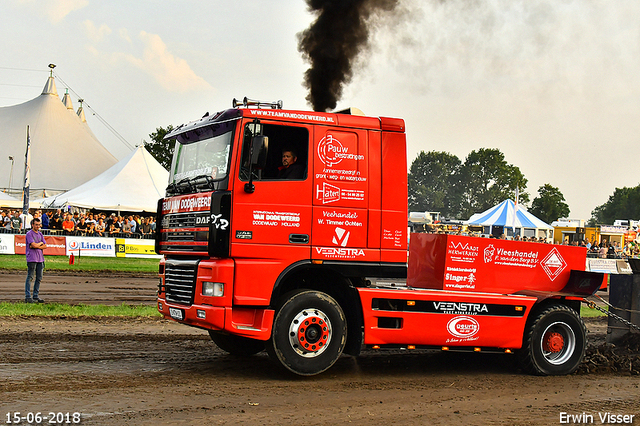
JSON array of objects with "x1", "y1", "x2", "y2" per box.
[{"x1": 277, "y1": 149, "x2": 305, "y2": 179}]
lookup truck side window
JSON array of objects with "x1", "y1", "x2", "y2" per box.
[{"x1": 240, "y1": 123, "x2": 309, "y2": 181}]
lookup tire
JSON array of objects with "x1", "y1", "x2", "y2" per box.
[
  {"x1": 208, "y1": 331, "x2": 265, "y2": 356},
  {"x1": 517, "y1": 304, "x2": 587, "y2": 376},
  {"x1": 266, "y1": 290, "x2": 347, "y2": 376}
]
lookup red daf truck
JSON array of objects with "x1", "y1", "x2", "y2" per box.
[{"x1": 156, "y1": 98, "x2": 603, "y2": 376}]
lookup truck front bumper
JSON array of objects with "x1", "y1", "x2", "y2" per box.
[
  {"x1": 157, "y1": 298, "x2": 274, "y2": 340},
  {"x1": 158, "y1": 257, "x2": 274, "y2": 340}
]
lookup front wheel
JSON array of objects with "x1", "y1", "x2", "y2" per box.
[
  {"x1": 517, "y1": 304, "x2": 587, "y2": 375},
  {"x1": 208, "y1": 331, "x2": 265, "y2": 356},
  {"x1": 266, "y1": 290, "x2": 347, "y2": 376}
]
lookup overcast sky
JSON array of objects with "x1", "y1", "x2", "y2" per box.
[{"x1": 2, "y1": 0, "x2": 639, "y2": 220}]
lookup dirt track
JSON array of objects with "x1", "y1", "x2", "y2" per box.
[
  {"x1": 0, "y1": 270, "x2": 158, "y2": 305},
  {"x1": 1, "y1": 272, "x2": 639, "y2": 425}
]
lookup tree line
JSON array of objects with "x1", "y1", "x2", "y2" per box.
[
  {"x1": 589, "y1": 186, "x2": 640, "y2": 226},
  {"x1": 408, "y1": 148, "x2": 569, "y2": 223},
  {"x1": 145, "y1": 126, "x2": 631, "y2": 225}
]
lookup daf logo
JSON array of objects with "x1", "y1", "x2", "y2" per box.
[{"x1": 196, "y1": 216, "x2": 210, "y2": 225}]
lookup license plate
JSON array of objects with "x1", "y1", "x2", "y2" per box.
[{"x1": 169, "y1": 307, "x2": 184, "y2": 320}]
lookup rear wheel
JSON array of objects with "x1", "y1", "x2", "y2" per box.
[
  {"x1": 208, "y1": 331, "x2": 265, "y2": 356},
  {"x1": 266, "y1": 290, "x2": 347, "y2": 376},
  {"x1": 518, "y1": 304, "x2": 586, "y2": 375}
]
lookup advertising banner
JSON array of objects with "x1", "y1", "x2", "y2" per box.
[
  {"x1": 66, "y1": 236, "x2": 116, "y2": 257},
  {"x1": 0, "y1": 234, "x2": 15, "y2": 254},
  {"x1": 408, "y1": 234, "x2": 587, "y2": 294},
  {"x1": 587, "y1": 258, "x2": 619, "y2": 274},
  {"x1": 115, "y1": 238, "x2": 161, "y2": 258},
  {"x1": 15, "y1": 235, "x2": 67, "y2": 256},
  {"x1": 617, "y1": 260, "x2": 632, "y2": 274},
  {"x1": 161, "y1": 193, "x2": 211, "y2": 214}
]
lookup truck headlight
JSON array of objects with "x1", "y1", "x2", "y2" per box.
[{"x1": 202, "y1": 282, "x2": 224, "y2": 297}]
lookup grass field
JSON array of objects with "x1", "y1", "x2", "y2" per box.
[
  {"x1": 0, "y1": 255, "x2": 159, "y2": 273},
  {"x1": 0, "y1": 301, "x2": 161, "y2": 317}
]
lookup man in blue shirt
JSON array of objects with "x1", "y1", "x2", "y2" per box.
[
  {"x1": 40, "y1": 210, "x2": 49, "y2": 229},
  {"x1": 25, "y1": 217, "x2": 47, "y2": 303}
]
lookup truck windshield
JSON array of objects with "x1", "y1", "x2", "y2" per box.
[{"x1": 168, "y1": 129, "x2": 233, "y2": 193}]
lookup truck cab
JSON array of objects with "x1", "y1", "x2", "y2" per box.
[{"x1": 156, "y1": 100, "x2": 407, "y2": 369}]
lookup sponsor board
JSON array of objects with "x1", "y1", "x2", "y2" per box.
[
  {"x1": 66, "y1": 237, "x2": 116, "y2": 257},
  {"x1": 252, "y1": 210, "x2": 301, "y2": 228},
  {"x1": 617, "y1": 260, "x2": 632, "y2": 274},
  {"x1": 0, "y1": 234, "x2": 15, "y2": 254},
  {"x1": 408, "y1": 234, "x2": 587, "y2": 294},
  {"x1": 443, "y1": 267, "x2": 477, "y2": 290},
  {"x1": 587, "y1": 258, "x2": 620, "y2": 274},
  {"x1": 372, "y1": 298, "x2": 525, "y2": 317},
  {"x1": 540, "y1": 248, "x2": 567, "y2": 281},
  {"x1": 14, "y1": 235, "x2": 66, "y2": 256},
  {"x1": 435, "y1": 301, "x2": 488, "y2": 315},
  {"x1": 251, "y1": 109, "x2": 335, "y2": 123},
  {"x1": 315, "y1": 133, "x2": 368, "y2": 184},
  {"x1": 315, "y1": 246, "x2": 365, "y2": 260},
  {"x1": 162, "y1": 193, "x2": 211, "y2": 214},
  {"x1": 313, "y1": 208, "x2": 367, "y2": 249},
  {"x1": 446, "y1": 316, "x2": 480, "y2": 343},
  {"x1": 316, "y1": 209, "x2": 363, "y2": 228},
  {"x1": 317, "y1": 134, "x2": 364, "y2": 168},
  {"x1": 600, "y1": 225, "x2": 627, "y2": 234},
  {"x1": 115, "y1": 238, "x2": 161, "y2": 258},
  {"x1": 0, "y1": 235, "x2": 162, "y2": 258},
  {"x1": 483, "y1": 244, "x2": 540, "y2": 270},
  {"x1": 382, "y1": 228, "x2": 405, "y2": 249},
  {"x1": 315, "y1": 182, "x2": 365, "y2": 204},
  {"x1": 448, "y1": 240, "x2": 480, "y2": 263}
]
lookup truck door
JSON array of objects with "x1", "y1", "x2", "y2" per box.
[{"x1": 230, "y1": 120, "x2": 313, "y2": 304}]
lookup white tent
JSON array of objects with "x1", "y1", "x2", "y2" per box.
[
  {"x1": 40, "y1": 145, "x2": 168, "y2": 212},
  {"x1": 467, "y1": 199, "x2": 553, "y2": 239},
  {"x1": 0, "y1": 191, "x2": 41, "y2": 209},
  {"x1": 0, "y1": 73, "x2": 118, "y2": 197}
]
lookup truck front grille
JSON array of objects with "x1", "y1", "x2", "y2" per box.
[
  {"x1": 165, "y1": 261, "x2": 197, "y2": 305},
  {"x1": 160, "y1": 212, "x2": 210, "y2": 254},
  {"x1": 163, "y1": 212, "x2": 210, "y2": 228}
]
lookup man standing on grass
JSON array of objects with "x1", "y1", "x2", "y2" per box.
[{"x1": 25, "y1": 217, "x2": 47, "y2": 303}]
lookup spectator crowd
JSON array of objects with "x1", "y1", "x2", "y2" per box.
[
  {"x1": 1, "y1": 209, "x2": 156, "y2": 239},
  {"x1": 585, "y1": 239, "x2": 640, "y2": 259}
]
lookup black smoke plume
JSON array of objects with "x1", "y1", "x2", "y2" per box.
[{"x1": 298, "y1": 0, "x2": 398, "y2": 112}]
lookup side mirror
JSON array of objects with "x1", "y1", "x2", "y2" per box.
[
  {"x1": 251, "y1": 135, "x2": 268, "y2": 168},
  {"x1": 244, "y1": 135, "x2": 269, "y2": 194}
]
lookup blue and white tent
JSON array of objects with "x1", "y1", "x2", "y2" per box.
[{"x1": 467, "y1": 199, "x2": 552, "y2": 238}]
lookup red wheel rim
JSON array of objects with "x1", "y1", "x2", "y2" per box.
[
  {"x1": 543, "y1": 331, "x2": 565, "y2": 353},
  {"x1": 297, "y1": 316, "x2": 330, "y2": 352},
  {"x1": 288, "y1": 308, "x2": 333, "y2": 358}
]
